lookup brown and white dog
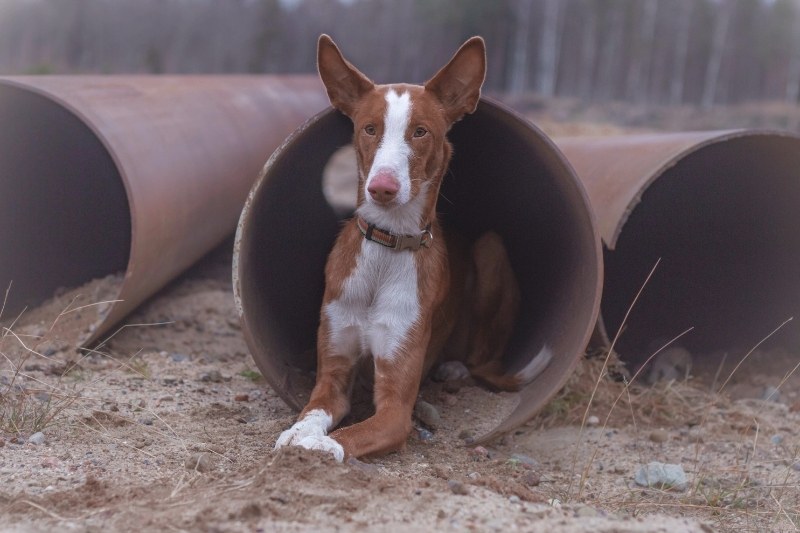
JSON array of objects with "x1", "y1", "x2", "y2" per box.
[{"x1": 275, "y1": 35, "x2": 551, "y2": 461}]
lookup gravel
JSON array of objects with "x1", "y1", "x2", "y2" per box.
[
  {"x1": 413, "y1": 400, "x2": 441, "y2": 430},
  {"x1": 649, "y1": 429, "x2": 669, "y2": 443}
]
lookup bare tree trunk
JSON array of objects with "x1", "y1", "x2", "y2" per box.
[
  {"x1": 626, "y1": 0, "x2": 658, "y2": 103},
  {"x1": 537, "y1": 0, "x2": 563, "y2": 97},
  {"x1": 578, "y1": 0, "x2": 597, "y2": 101},
  {"x1": 786, "y1": 2, "x2": 800, "y2": 105},
  {"x1": 595, "y1": 1, "x2": 626, "y2": 101},
  {"x1": 702, "y1": 0, "x2": 734, "y2": 109},
  {"x1": 669, "y1": 0, "x2": 692, "y2": 105},
  {"x1": 508, "y1": 0, "x2": 534, "y2": 95}
]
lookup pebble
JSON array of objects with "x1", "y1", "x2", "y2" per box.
[
  {"x1": 458, "y1": 429, "x2": 474, "y2": 440},
  {"x1": 586, "y1": 415, "x2": 600, "y2": 426},
  {"x1": 171, "y1": 353, "x2": 189, "y2": 363},
  {"x1": 28, "y1": 432, "x2": 46, "y2": 445},
  {"x1": 467, "y1": 471, "x2": 480, "y2": 480},
  {"x1": 417, "y1": 428, "x2": 434, "y2": 442},
  {"x1": 200, "y1": 370, "x2": 223, "y2": 383},
  {"x1": 185, "y1": 453, "x2": 212, "y2": 473},
  {"x1": 433, "y1": 361, "x2": 470, "y2": 382},
  {"x1": 414, "y1": 400, "x2": 441, "y2": 430},
  {"x1": 522, "y1": 471, "x2": 541, "y2": 486},
  {"x1": 162, "y1": 376, "x2": 179, "y2": 385},
  {"x1": 0, "y1": 438, "x2": 4, "y2": 447},
  {"x1": 792, "y1": 462, "x2": 800, "y2": 472},
  {"x1": 509, "y1": 453, "x2": 539, "y2": 468},
  {"x1": 508, "y1": 495, "x2": 521, "y2": 504},
  {"x1": 443, "y1": 381, "x2": 461, "y2": 394},
  {"x1": 762, "y1": 386, "x2": 781, "y2": 403},
  {"x1": 649, "y1": 429, "x2": 669, "y2": 443},
  {"x1": 790, "y1": 400, "x2": 800, "y2": 413},
  {"x1": 687, "y1": 430, "x2": 704, "y2": 443},
  {"x1": 770, "y1": 434, "x2": 784, "y2": 445},
  {"x1": 634, "y1": 462, "x2": 688, "y2": 491},
  {"x1": 234, "y1": 394, "x2": 250, "y2": 402},
  {"x1": 140, "y1": 417, "x2": 154, "y2": 426},
  {"x1": 447, "y1": 479, "x2": 470, "y2": 495},
  {"x1": 468, "y1": 446, "x2": 489, "y2": 458}
]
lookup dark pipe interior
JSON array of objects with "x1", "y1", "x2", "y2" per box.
[
  {"x1": 0, "y1": 84, "x2": 130, "y2": 318},
  {"x1": 239, "y1": 100, "x2": 600, "y2": 416},
  {"x1": 603, "y1": 136, "x2": 800, "y2": 367}
]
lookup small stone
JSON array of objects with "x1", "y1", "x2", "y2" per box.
[
  {"x1": 509, "y1": 495, "x2": 521, "y2": 504},
  {"x1": 28, "y1": 432, "x2": 46, "y2": 445},
  {"x1": 634, "y1": 462, "x2": 688, "y2": 491},
  {"x1": 762, "y1": 386, "x2": 781, "y2": 403},
  {"x1": 771, "y1": 434, "x2": 784, "y2": 445},
  {"x1": 447, "y1": 479, "x2": 469, "y2": 495},
  {"x1": 649, "y1": 429, "x2": 669, "y2": 443},
  {"x1": 234, "y1": 394, "x2": 250, "y2": 402},
  {"x1": 467, "y1": 471, "x2": 480, "y2": 480},
  {"x1": 433, "y1": 361, "x2": 470, "y2": 382},
  {"x1": 522, "y1": 471, "x2": 540, "y2": 486},
  {"x1": 510, "y1": 453, "x2": 539, "y2": 468},
  {"x1": 469, "y1": 446, "x2": 489, "y2": 458},
  {"x1": 792, "y1": 461, "x2": 800, "y2": 472},
  {"x1": 185, "y1": 453, "x2": 212, "y2": 473},
  {"x1": 0, "y1": 438, "x2": 5, "y2": 447},
  {"x1": 612, "y1": 465, "x2": 626, "y2": 474},
  {"x1": 140, "y1": 417, "x2": 154, "y2": 426},
  {"x1": 162, "y1": 376, "x2": 179, "y2": 385},
  {"x1": 417, "y1": 428, "x2": 434, "y2": 441},
  {"x1": 171, "y1": 353, "x2": 189, "y2": 363},
  {"x1": 586, "y1": 415, "x2": 600, "y2": 426},
  {"x1": 413, "y1": 400, "x2": 441, "y2": 430},
  {"x1": 790, "y1": 400, "x2": 800, "y2": 413},
  {"x1": 687, "y1": 430, "x2": 704, "y2": 443},
  {"x1": 200, "y1": 370, "x2": 223, "y2": 383},
  {"x1": 458, "y1": 429, "x2": 474, "y2": 440}
]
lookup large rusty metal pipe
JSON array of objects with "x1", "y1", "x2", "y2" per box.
[
  {"x1": 234, "y1": 99, "x2": 603, "y2": 441},
  {"x1": 556, "y1": 130, "x2": 800, "y2": 365},
  {"x1": 0, "y1": 75, "x2": 329, "y2": 345}
]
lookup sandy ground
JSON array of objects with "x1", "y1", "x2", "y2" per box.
[
  {"x1": 2, "y1": 110, "x2": 800, "y2": 531},
  {"x1": 1, "y1": 240, "x2": 798, "y2": 532}
]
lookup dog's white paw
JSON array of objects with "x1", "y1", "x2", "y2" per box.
[
  {"x1": 274, "y1": 409, "x2": 332, "y2": 450},
  {"x1": 297, "y1": 435, "x2": 345, "y2": 462},
  {"x1": 433, "y1": 360, "x2": 471, "y2": 382}
]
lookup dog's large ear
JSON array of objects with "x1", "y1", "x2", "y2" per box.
[
  {"x1": 317, "y1": 34, "x2": 374, "y2": 118},
  {"x1": 424, "y1": 37, "x2": 486, "y2": 124}
]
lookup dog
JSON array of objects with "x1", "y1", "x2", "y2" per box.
[{"x1": 275, "y1": 35, "x2": 551, "y2": 462}]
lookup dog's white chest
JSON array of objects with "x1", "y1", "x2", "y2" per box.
[{"x1": 324, "y1": 240, "x2": 420, "y2": 360}]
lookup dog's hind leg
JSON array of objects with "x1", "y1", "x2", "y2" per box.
[{"x1": 465, "y1": 232, "x2": 549, "y2": 391}]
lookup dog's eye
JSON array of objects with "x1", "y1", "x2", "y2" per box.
[
  {"x1": 364, "y1": 124, "x2": 376, "y2": 136},
  {"x1": 413, "y1": 127, "x2": 428, "y2": 138}
]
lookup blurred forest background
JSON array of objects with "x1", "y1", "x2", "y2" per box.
[{"x1": 1, "y1": 0, "x2": 800, "y2": 129}]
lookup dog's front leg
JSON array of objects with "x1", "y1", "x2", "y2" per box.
[
  {"x1": 274, "y1": 318, "x2": 359, "y2": 461},
  {"x1": 329, "y1": 338, "x2": 427, "y2": 459}
]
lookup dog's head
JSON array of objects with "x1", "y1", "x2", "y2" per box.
[{"x1": 317, "y1": 34, "x2": 486, "y2": 232}]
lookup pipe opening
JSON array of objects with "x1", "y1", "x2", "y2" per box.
[
  {"x1": 0, "y1": 83, "x2": 130, "y2": 333},
  {"x1": 236, "y1": 100, "x2": 601, "y2": 435},
  {"x1": 321, "y1": 144, "x2": 357, "y2": 217},
  {"x1": 603, "y1": 135, "x2": 800, "y2": 368}
]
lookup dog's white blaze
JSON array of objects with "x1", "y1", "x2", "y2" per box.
[
  {"x1": 325, "y1": 239, "x2": 419, "y2": 361},
  {"x1": 274, "y1": 408, "x2": 333, "y2": 449}
]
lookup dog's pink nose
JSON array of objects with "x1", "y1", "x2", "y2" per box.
[{"x1": 367, "y1": 171, "x2": 400, "y2": 203}]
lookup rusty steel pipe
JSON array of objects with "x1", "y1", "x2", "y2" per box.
[
  {"x1": 0, "y1": 75, "x2": 329, "y2": 345},
  {"x1": 234, "y1": 99, "x2": 603, "y2": 441},
  {"x1": 556, "y1": 130, "x2": 800, "y2": 365}
]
